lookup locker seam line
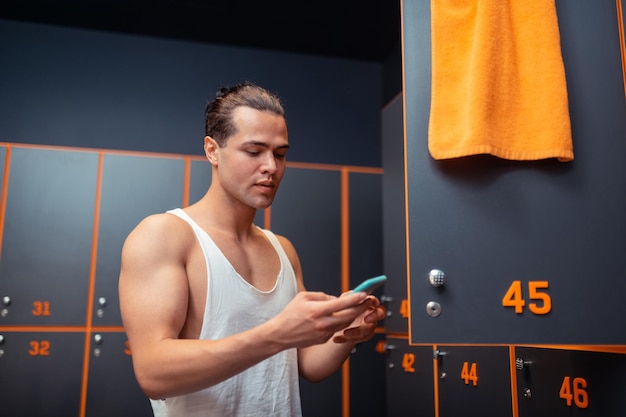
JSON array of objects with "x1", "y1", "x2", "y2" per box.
[
  {"x1": 79, "y1": 150, "x2": 104, "y2": 417},
  {"x1": 0, "y1": 145, "x2": 11, "y2": 262},
  {"x1": 341, "y1": 167, "x2": 350, "y2": 417}
]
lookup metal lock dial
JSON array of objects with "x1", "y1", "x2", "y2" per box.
[{"x1": 429, "y1": 269, "x2": 445, "y2": 287}]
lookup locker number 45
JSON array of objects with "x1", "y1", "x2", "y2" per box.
[{"x1": 502, "y1": 280, "x2": 551, "y2": 315}]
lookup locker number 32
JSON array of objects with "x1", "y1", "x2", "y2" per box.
[{"x1": 29, "y1": 340, "x2": 51, "y2": 356}]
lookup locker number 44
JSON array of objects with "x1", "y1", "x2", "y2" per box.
[{"x1": 502, "y1": 281, "x2": 551, "y2": 315}]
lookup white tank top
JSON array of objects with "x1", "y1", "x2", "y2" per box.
[{"x1": 150, "y1": 208, "x2": 302, "y2": 417}]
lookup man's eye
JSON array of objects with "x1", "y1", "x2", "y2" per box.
[
  {"x1": 274, "y1": 153, "x2": 287, "y2": 159},
  {"x1": 246, "y1": 150, "x2": 260, "y2": 156}
]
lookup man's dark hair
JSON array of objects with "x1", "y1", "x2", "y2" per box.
[{"x1": 205, "y1": 82, "x2": 286, "y2": 147}]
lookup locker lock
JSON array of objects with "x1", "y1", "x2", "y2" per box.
[
  {"x1": 380, "y1": 295, "x2": 393, "y2": 317},
  {"x1": 426, "y1": 301, "x2": 442, "y2": 318},
  {"x1": 515, "y1": 358, "x2": 532, "y2": 371},
  {"x1": 428, "y1": 269, "x2": 445, "y2": 287},
  {"x1": 0, "y1": 334, "x2": 4, "y2": 345},
  {"x1": 1, "y1": 296, "x2": 9, "y2": 318},
  {"x1": 96, "y1": 296, "x2": 107, "y2": 318},
  {"x1": 93, "y1": 333, "x2": 104, "y2": 356},
  {"x1": 433, "y1": 349, "x2": 447, "y2": 359},
  {"x1": 384, "y1": 344, "x2": 397, "y2": 369}
]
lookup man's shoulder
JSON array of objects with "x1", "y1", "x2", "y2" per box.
[
  {"x1": 124, "y1": 211, "x2": 195, "y2": 252},
  {"x1": 136, "y1": 210, "x2": 187, "y2": 233}
]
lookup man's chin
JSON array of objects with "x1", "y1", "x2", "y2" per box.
[{"x1": 250, "y1": 197, "x2": 275, "y2": 210}]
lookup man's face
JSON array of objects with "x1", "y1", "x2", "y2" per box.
[{"x1": 213, "y1": 106, "x2": 289, "y2": 210}]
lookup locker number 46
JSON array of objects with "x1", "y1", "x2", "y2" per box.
[{"x1": 502, "y1": 281, "x2": 551, "y2": 315}]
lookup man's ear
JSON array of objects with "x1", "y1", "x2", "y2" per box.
[{"x1": 204, "y1": 136, "x2": 219, "y2": 164}]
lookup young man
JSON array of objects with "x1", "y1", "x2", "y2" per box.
[{"x1": 118, "y1": 83, "x2": 385, "y2": 416}]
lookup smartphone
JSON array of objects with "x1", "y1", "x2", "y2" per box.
[{"x1": 352, "y1": 275, "x2": 387, "y2": 294}]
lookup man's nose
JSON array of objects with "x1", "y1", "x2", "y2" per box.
[{"x1": 261, "y1": 152, "x2": 277, "y2": 173}]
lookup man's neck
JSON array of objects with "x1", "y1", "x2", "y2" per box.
[{"x1": 191, "y1": 188, "x2": 259, "y2": 242}]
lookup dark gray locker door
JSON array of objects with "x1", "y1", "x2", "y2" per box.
[
  {"x1": 348, "y1": 171, "x2": 387, "y2": 414},
  {"x1": 85, "y1": 332, "x2": 153, "y2": 417},
  {"x1": 382, "y1": 94, "x2": 410, "y2": 334},
  {"x1": 349, "y1": 172, "x2": 384, "y2": 289},
  {"x1": 385, "y1": 340, "x2": 435, "y2": 417},
  {"x1": 349, "y1": 334, "x2": 387, "y2": 416},
  {"x1": 403, "y1": 0, "x2": 626, "y2": 344},
  {"x1": 269, "y1": 167, "x2": 342, "y2": 417},
  {"x1": 93, "y1": 154, "x2": 185, "y2": 326},
  {"x1": 270, "y1": 167, "x2": 342, "y2": 295},
  {"x1": 437, "y1": 346, "x2": 513, "y2": 417},
  {"x1": 0, "y1": 331, "x2": 84, "y2": 417},
  {"x1": 515, "y1": 347, "x2": 626, "y2": 417},
  {"x1": 188, "y1": 158, "x2": 211, "y2": 204},
  {"x1": 0, "y1": 147, "x2": 98, "y2": 325}
]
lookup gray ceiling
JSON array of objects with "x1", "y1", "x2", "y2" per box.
[{"x1": 1, "y1": 0, "x2": 401, "y2": 63}]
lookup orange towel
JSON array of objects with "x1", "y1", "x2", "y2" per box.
[{"x1": 428, "y1": 0, "x2": 574, "y2": 162}]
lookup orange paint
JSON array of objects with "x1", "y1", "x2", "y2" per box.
[
  {"x1": 509, "y1": 346, "x2": 520, "y2": 417},
  {"x1": 0, "y1": 145, "x2": 11, "y2": 261},
  {"x1": 618, "y1": 0, "x2": 626, "y2": 97},
  {"x1": 79, "y1": 150, "x2": 104, "y2": 417}
]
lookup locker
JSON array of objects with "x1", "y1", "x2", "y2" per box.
[
  {"x1": 381, "y1": 94, "x2": 409, "y2": 335},
  {"x1": 348, "y1": 171, "x2": 386, "y2": 414},
  {"x1": 349, "y1": 334, "x2": 387, "y2": 417},
  {"x1": 188, "y1": 158, "x2": 212, "y2": 204},
  {"x1": 0, "y1": 147, "x2": 98, "y2": 325},
  {"x1": 348, "y1": 172, "x2": 384, "y2": 290},
  {"x1": 515, "y1": 346, "x2": 626, "y2": 417},
  {"x1": 0, "y1": 331, "x2": 84, "y2": 417},
  {"x1": 436, "y1": 346, "x2": 513, "y2": 417},
  {"x1": 385, "y1": 339, "x2": 435, "y2": 417},
  {"x1": 85, "y1": 331, "x2": 152, "y2": 417},
  {"x1": 270, "y1": 167, "x2": 342, "y2": 295},
  {"x1": 93, "y1": 153, "x2": 186, "y2": 326},
  {"x1": 402, "y1": 0, "x2": 626, "y2": 345}
]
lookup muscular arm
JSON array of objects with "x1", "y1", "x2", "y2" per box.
[{"x1": 119, "y1": 216, "x2": 371, "y2": 399}]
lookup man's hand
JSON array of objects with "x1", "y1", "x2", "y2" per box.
[
  {"x1": 331, "y1": 294, "x2": 385, "y2": 344},
  {"x1": 271, "y1": 291, "x2": 373, "y2": 349}
]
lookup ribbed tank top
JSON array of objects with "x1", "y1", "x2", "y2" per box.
[{"x1": 150, "y1": 208, "x2": 302, "y2": 417}]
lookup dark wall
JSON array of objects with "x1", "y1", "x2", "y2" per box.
[{"x1": 0, "y1": 18, "x2": 385, "y2": 167}]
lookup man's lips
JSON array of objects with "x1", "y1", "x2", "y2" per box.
[
  {"x1": 255, "y1": 180, "x2": 275, "y2": 188},
  {"x1": 254, "y1": 181, "x2": 276, "y2": 194}
]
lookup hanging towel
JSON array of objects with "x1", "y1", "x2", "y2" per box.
[{"x1": 428, "y1": 0, "x2": 574, "y2": 162}]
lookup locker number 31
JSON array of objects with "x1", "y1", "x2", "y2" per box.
[
  {"x1": 32, "y1": 301, "x2": 51, "y2": 316},
  {"x1": 502, "y1": 281, "x2": 551, "y2": 315}
]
